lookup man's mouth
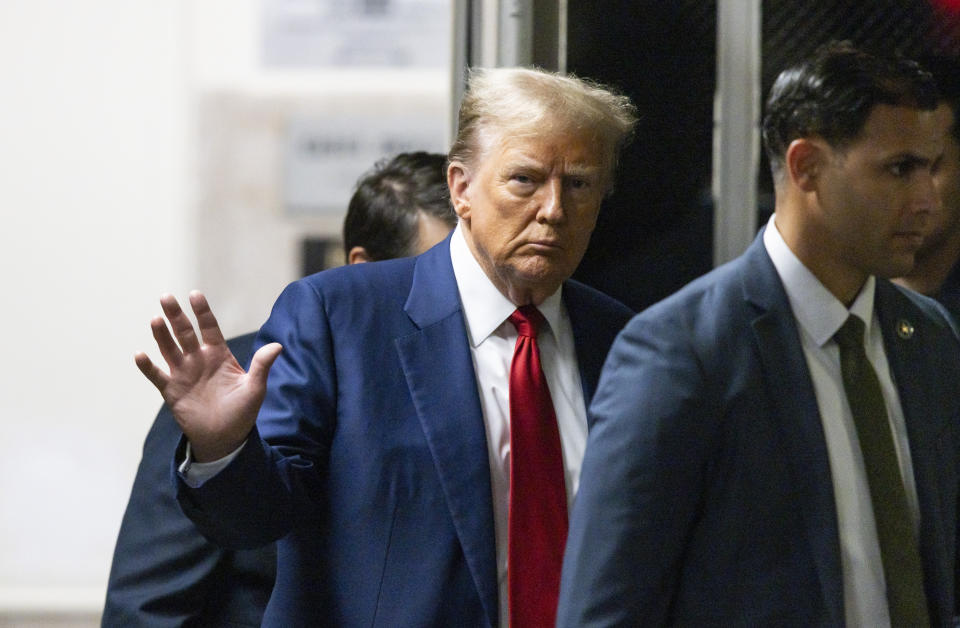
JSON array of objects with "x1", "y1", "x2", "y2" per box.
[
  {"x1": 893, "y1": 231, "x2": 925, "y2": 248},
  {"x1": 526, "y1": 240, "x2": 562, "y2": 252}
]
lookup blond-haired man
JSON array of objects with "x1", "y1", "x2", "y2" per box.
[{"x1": 137, "y1": 68, "x2": 636, "y2": 627}]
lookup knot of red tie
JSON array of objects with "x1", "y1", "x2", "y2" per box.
[{"x1": 509, "y1": 305, "x2": 544, "y2": 338}]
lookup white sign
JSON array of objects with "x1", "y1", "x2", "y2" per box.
[
  {"x1": 283, "y1": 112, "x2": 447, "y2": 214},
  {"x1": 262, "y1": 0, "x2": 450, "y2": 68}
]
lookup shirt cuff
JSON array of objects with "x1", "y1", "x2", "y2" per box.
[{"x1": 177, "y1": 440, "x2": 246, "y2": 488}]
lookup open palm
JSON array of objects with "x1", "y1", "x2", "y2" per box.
[{"x1": 135, "y1": 291, "x2": 282, "y2": 461}]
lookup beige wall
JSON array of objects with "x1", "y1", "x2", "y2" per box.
[{"x1": 0, "y1": 0, "x2": 449, "y2": 623}]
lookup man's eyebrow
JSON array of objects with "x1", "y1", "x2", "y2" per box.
[
  {"x1": 883, "y1": 152, "x2": 934, "y2": 167},
  {"x1": 504, "y1": 156, "x2": 544, "y2": 169},
  {"x1": 565, "y1": 164, "x2": 602, "y2": 174},
  {"x1": 500, "y1": 153, "x2": 603, "y2": 177}
]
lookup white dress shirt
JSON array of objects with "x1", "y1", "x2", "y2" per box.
[
  {"x1": 449, "y1": 224, "x2": 587, "y2": 628},
  {"x1": 763, "y1": 215, "x2": 920, "y2": 628},
  {"x1": 182, "y1": 224, "x2": 588, "y2": 627}
]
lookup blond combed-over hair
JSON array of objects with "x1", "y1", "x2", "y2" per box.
[{"x1": 449, "y1": 67, "x2": 638, "y2": 190}]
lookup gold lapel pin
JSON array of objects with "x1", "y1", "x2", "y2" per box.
[{"x1": 896, "y1": 318, "x2": 914, "y2": 339}]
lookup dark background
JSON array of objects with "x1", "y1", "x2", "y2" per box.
[{"x1": 568, "y1": 0, "x2": 960, "y2": 312}]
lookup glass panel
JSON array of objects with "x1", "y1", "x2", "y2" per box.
[
  {"x1": 566, "y1": 0, "x2": 717, "y2": 311},
  {"x1": 758, "y1": 0, "x2": 960, "y2": 219},
  {"x1": 190, "y1": 0, "x2": 453, "y2": 333}
]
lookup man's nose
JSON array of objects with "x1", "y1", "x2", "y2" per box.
[
  {"x1": 914, "y1": 172, "x2": 938, "y2": 214},
  {"x1": 537, "y1": 178, "x2": 564, "y2": 223}
]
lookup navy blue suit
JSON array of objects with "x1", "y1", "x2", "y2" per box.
[
  {"x1": 104, "y1": 333, "x2": 276, "y2": 627},
  {"x1": 558, "y1": 233, "x2": 960, "y2": 626},
  {"x1": 934, "y1": 259, "x2": 960, "y2": 324},
  {"x1": 176, "y1": 237, "x2": 632, "y2": 626}
]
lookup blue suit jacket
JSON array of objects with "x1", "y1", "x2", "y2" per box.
[
  {"x1": 104, "y1": 333, "x2": 276, "y2": 627},
  {"x1": 935, "y1": 259, "x2": 960, "y2": 324},
  {"x1": 176, "y1": 237, "x2": 633, "y2": 627},
  {"x1": 557, "y1": 233, "x2": 960, "y2": 627}
]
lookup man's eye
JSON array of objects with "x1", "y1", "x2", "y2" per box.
[
  {"x1": 932, "y1": 156, "x2": 944, "y2": 176},
  {"x1": 569, "y1": 178, "x2": 588, "y2": 189},
  {"x1": 512, "y1": 174, "x2": 533, "y2": 184},
  {"x1": 887, "y1": 160, "x2": 925, "y2": 178}
]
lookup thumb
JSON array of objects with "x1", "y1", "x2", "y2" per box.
[{"x1": 247, "y1": 342, "x2": 283, "y2": 386}]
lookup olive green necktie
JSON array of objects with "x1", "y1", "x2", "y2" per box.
[{"x1": 834, "y1": 315, "x2": 929, "y2": 627}]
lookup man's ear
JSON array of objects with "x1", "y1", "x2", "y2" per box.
[
  {"x1": 447, "y1": 161, "x2": 472, "y2": 220},
  {"x1": 348, "y1": 246, "x2": 372, "y2": 264},
  {"x1": 785, "y1": 138, "x2": 825, "y2": 192}
]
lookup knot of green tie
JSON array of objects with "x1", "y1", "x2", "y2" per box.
[{"x1": 834, "y1": 313, "x2": 867, "y2": 351}]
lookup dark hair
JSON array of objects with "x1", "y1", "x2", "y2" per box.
[
  {"x1": 342, "y1": 151, "x2": 455, "y2": 262},
  {"x1": 762, "y1": 40, "x2": 938, "y2": 178},
  {"x1": 918, "y1": 53, "x2": 960, "y2": 145}
]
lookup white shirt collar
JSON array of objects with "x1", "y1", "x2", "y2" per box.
[
  {"x1": 762, "y1": 214, "x2": 876, "y2": 347},
  {"x1": 449, "y1": 223, "x2": 563, "y2": 347}
]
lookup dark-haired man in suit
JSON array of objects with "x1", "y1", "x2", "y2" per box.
[{"x1": 559, "y1": 41, "x2": 960, "y2": 626}]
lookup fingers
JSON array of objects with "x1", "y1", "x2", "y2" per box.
[
  {"x1": 150, "y1": 315, "x2": 184, "y2": 368},
  {"x1": 134, "y1": 351, "x2": 170, "y2": 392},
  {"x1": 144, "y1": 291, "x2": 233, "y2": 372},
  {"x1": 160, "y1": 294, "x2": 202, "y2": 354},
  {"x1": 247, "y1": 342, "x2": 283, "y2": 387},
  {"x1": 189, "y1": 290, "x2": 227, "y2": 347}
]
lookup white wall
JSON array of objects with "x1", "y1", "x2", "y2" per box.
[
  {"x1": 0, "y1": 0, "x2": 191, "y2": 614},
  {"x1": 0, "y1": 0, "x2": 449, "y2": 620}
]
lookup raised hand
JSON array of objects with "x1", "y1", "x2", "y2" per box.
[{"x1": 135, "y1": 291, "x2": 282, "y2": 462}]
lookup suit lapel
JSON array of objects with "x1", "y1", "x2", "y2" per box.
[
  {"x1": 563, "y1": 283, "x2": 604, "y2": 406},
  {"x1": 740, "y1": 236, "x2": 844, "y2": 624},
  {"x1": 394, "y1": 239, "x2": 499, "y2": 627},
  {"x1": 875, "y1": 281, "x2": 958, "y2": 622}
]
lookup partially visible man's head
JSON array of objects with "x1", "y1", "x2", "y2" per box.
[
  {"x1": 762, "y1": 40, "x2": 939, "y2": 182},
  {"x1": 447, "y1": 67, "x2": 637, "y2": 306},
  {"x1": 916, "y1": 55, "x2": 960, "y2": 262},
  {"x1": 343, "y1": 151, "x2": 456, "y2": 264}
]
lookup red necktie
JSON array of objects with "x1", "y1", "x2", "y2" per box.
[{"x1": 507, "y1": 305, "x2": 567, "y2": 628}]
